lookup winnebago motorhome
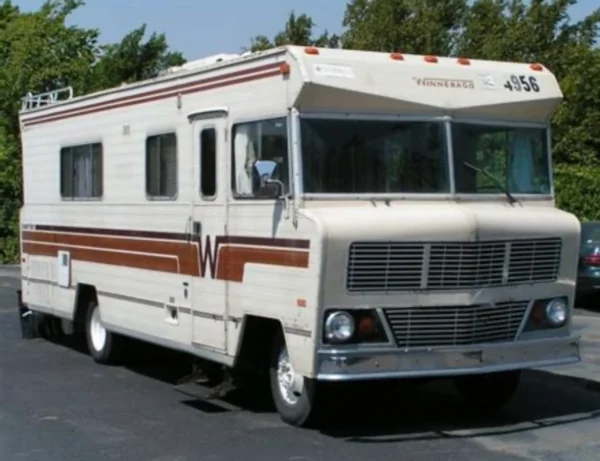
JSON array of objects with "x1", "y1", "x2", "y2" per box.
[{"x1": 17, "y1": 45, "x2": 581, "y2": 426}]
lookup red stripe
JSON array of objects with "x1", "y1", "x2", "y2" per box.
[{"x1": 22, "y1": 62, "x2": 283, "y2": 126}]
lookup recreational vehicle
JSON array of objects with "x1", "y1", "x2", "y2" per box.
[{"x1": 17, "y1": 45, "x2": 581, "y2": 426}]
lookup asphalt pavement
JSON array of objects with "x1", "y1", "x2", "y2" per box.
[{"x1": 2, "y1": 266, "x2": 600, "y2": 461}]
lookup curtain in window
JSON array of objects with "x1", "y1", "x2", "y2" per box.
[
  {"x1": 162, "y1": 134, "x2": 177, "y2": 197},
  {"x1": 73, "y1": 145, "x2": 92, "y2": 197},
  {"x1": 234, "y1": 124, "x2": 256, "y2": 195},
  {"x1": 509, "y1": 132, "x2": 534, "y2": 192},
  {"x1": 91, "y1": 143, "x2": 102, "y2": 197}
]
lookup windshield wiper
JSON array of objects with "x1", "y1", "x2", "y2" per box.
[{"x1": 462, "y1": 162, "x2": 518, "y2": 205}]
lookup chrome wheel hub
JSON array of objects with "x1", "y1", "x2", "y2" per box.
[{"x1": 277, "y1": 346, "x2": 301, "y2": 406}]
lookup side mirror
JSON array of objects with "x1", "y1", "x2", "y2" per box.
[{"x1": 253, "y1": 159, "x2": 284, "y2": 198}]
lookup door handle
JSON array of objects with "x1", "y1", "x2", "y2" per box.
[{"x1": 193, "y1": 221, "x2": 202, "y2": 236}]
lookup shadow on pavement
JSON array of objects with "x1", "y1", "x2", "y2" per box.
[
  {"x1": 34, "y1": 321, "x2": 600, "y2": 441},
  {"x1": 311, "y1": 371, "x2": 600, "y2": 442}
]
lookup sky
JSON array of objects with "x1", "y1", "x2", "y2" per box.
[{"x1": 13, "y1": 0, "x2": 599, "y2": 60}]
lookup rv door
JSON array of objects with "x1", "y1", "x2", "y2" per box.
[{"x1": 188, "y1": 109, "x2": 228, "y2": 352}]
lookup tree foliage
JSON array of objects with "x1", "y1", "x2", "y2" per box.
[
  {"x1": 89, "y1": 24, "x2": 185, "y2": 92},
  {"x1": 248, "y1": 11, "x2": 339, "y2": 52},
  {"x1": 0, "y1": 0, "x2": 184, "y2": 262},
  {"x1": 342, "y1": 0, "x2": 468, "y2": 55}
]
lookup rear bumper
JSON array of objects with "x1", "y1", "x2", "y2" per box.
[{"x1": 316, "y1": 335, "x2": 581, "y2": 381}]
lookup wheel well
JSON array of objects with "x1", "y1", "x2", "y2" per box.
[
  {"x1": 73, "y1": 283, "x2": 97, "y2": 329},
  {"x1": 234, "y1": 316, "x2": 282, "y2": 375}
]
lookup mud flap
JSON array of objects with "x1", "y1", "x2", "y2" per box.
[{"x1": 17, "y1": 289, "x2": 39, "y2": 339}]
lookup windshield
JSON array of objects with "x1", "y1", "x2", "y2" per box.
[
  {"x1": 300, "y1": 119, "x2": 449, "y2": 194},
  {"x1": 452, "y1": 123, "x2": 550, "y2": 195}
]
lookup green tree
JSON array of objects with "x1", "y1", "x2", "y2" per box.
[
  {"x1": 0, "y1": 0, "x2": 99, "y2": 262},
  {"x1": 341, "y1": 0, "x2": 468, "y2": 54},
  {"x1": 0, "y1": 0, "x2": 186, "y2": 262},
  {"x1": 456, "y1": 0, "x2": 600, "y2": 165},
  {"x1": 248, "y1": 11, "x2": 339, "y2": 52},
  {"x1": 88, "y1": 24, "x2": 185, "y2": 92}
]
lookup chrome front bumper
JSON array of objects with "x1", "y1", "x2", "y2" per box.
[{"x1": 317, "y1": 335, "x2": 581, "y2": 381}]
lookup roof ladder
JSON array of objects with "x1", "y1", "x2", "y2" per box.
[{"x1": 21, "y1": 86, "x2": 74, "y2": 111}]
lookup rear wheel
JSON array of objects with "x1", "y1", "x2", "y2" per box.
[
  {"x1": 454, "y1": 370, "x2": 521, "y2": 414},
  {"x1": 85, "y1": 301, "x2": 123, "y2": 365},
  {"x1": 269, "y1": 329, "x2": 318, "y2": 427}
]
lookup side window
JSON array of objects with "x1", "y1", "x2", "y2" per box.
[
  {"x1": 146, "y1": 132, "x2": 177, "y2": 199},
  {"x1": 231, "y1": 117, "x2": 289, "y2": 198},
  {"x1": 200, "y1": 128, "x2": 217, "y2": 198},
  {"x1": 60, "y1": 142, "x2": 103, "y2": 199}
]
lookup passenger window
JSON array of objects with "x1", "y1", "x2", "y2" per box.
[
  {"x1": 146, "y1": 132, "x2": 177, "y2": 199},
  {"x1": 231, "y1": 117, "x2": 289, "y2": 198},
  {"x1": 200, "y1": 128, "x2": 217, "y2": 198}
]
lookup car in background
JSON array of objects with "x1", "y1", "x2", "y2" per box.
[{"x1": 577, "y1": 221, "x2": 600, "y2": 306}]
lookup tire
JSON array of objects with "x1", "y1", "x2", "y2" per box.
[
  {"x1": 85, "y1": 301, "x2": 123, "y2": 365},
  {"x1": 269, "y1": 329, "x2": 318, "y2": 427},
  {"x1": 454, "y1": 370, "x2": 521, "y2": 414}
]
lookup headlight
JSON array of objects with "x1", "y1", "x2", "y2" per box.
[
  {"x1": 324, "y1": 311, "x2": 355, "y2": 342},
  {"x1": 545, "y1": 298, "x2": 567, "y2": 326}
]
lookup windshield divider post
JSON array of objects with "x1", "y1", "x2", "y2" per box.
[
  {"x1": 291, "y1": 107, "x2": 304, "y2": 212},
  {"x1": 546, "y1": 124, "x2": 555, "y2": 201},
  {"x1": 444, "y1": 116, "x2": 456, "y2": 195}
]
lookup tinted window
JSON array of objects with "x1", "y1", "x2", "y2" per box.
[
  {"x1": 300, "y1": 119, "x2": 448, "y2": 194},
  {"x1": 60, "y1": 143, "x2": 103, "y2": 199},
  {"x1": 146, "y1": 133, "x2": 177, "y2": 199},
  {"x1": 452, "y1": 124, "x2": 550, "y2": 194},
  {"x1": 200, "y1": 128, "x2": 217, "y2": 197}
]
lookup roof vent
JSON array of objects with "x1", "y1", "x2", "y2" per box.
[{"x1": 159, "y1": 53, "x2": 240, "y2": 76}]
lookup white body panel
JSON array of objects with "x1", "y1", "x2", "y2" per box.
[{"x1": 18, "y1": 46, "x2": 580, "y2": 380}]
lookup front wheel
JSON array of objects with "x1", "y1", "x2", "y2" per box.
[
  {"x1": 454, "y1": 370, "x2": 521, "y2": 414},
  {"x1": 85, "y1": 301, "x2": 123, "y2": 365},
  {"x1": 269, "y1": 329, "x2": 318, "y2": 427}
]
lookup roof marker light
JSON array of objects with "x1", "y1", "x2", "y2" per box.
[
  {"x1": 530, "y1": 63, "x2": 544, "y2": 71},
  {"x1": 424, "y1": 55, "x2": 438, "y2": 63},
  {"x1": 390, "y1": 53, "x2": 405, "y2": 61},
  {"x1": 457, "y1": 57, "x2": 471, "y2": 65},
  {"x1": 304, "y1": 47, "x2": 319, "y2": 55}
]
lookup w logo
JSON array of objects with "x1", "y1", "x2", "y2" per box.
[{"x1": 194, "y1": 235, "x2": 222, "y2": 279}]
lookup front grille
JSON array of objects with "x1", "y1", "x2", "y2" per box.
[
  {"x1": 347, "y1": 242, "x2": 424, "y2": 292},
  {"x1": 508, "y1": 239, "x2": 562, "y2": 283},
  {"x1": 428, "y1": 242, "x2": 505, "y2": 288},
  {"x1": 346, "y1": 238, "x2": 562, "y2": 292},
  {"x1": 383, "y1": 301, "x2": 529, "y2": 348}
]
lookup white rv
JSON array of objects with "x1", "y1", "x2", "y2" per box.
[{"x1": 18, "y1": 45, "x2": 581, "y2": 426}]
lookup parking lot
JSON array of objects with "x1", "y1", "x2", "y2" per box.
[{"x1": 2, "y1": 267, "x2": 600, "y2": 461}]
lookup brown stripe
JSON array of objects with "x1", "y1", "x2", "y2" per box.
[
  {"x1": 22, "y1": 62, "x2": 283, "y2": 126},
  {"x1": 22, "y1": 228, "x2": 310, "y2": 281},
  {"x1": 22, "y1": 231, "x2": 199, "y2": 276},
  {"x1": 216, "y1": 247, "x2": 310, "y2": 283},
  {"x1": 23, "y1": 242, "x2": 179, "y2": 274}
]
